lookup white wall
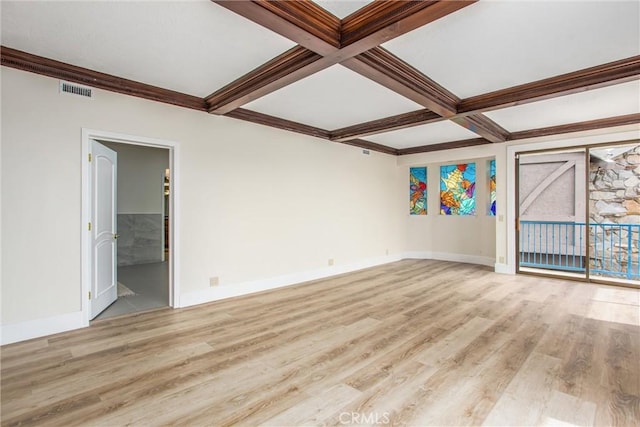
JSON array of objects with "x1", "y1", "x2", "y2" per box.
[
  {"x1": 2, "y1": 66, "x2": 638, "y2": 342},
  {"x1": 1, "y1": 67, "x2": 405, "y2": 328},
  {"x1": 399, "y1": 150, "x2": 499, "y2": 266},
  {"x1": 101, "y1": 142, "x2": 169, "y2": 214}
]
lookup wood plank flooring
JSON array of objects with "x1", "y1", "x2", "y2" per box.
[{"x1": 1, "y1": 260, "x2": 639, "y2": 426}]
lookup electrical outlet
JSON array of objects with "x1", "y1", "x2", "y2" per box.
[
  {"x1": 328, "y1": 258, "x2": 334, "y2": 266},
  {"x1": 209, "y1": 277, "x2": 219, "y2": 287}
]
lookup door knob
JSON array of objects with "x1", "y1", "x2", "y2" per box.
[{"x1": 114, "y1": 233, "x2": 120, "y2": 239}]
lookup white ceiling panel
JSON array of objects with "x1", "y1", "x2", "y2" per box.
[
  {"x1": 244, "y1": 65, "x2": 423, "y2": 129},
  {"x1": 366, "y1": 121, "x2": 479, "y2": 150},
  {"x1": 0, "y1": 0, "x2": 296, "y2": 97},
  {"x1": 383, "y1": 1, "x2": 640, "y2": 98},
  {"x1": 485, "y1": 81, "x2": 640, "y2": 132},
  {"x1": 314, "y1": 0, "x2": 373, "y2": 19}
]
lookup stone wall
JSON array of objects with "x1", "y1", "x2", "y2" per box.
[
  {"x1": 589, "y1": 146, "x2": 640, "y2": 224},
  {"x1": 589, "y1": 145, "x2": 640, "y2": 278}
]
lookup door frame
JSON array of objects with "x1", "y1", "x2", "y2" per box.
[
  {"x1": 504, "y1": 133, "x2": 640, "y2": 274},
  {"x1": 509, "y1": 138, "x2": 640, "y2": 288},
  {"x1": 81, "y1": 128, "x2": 180, "y2": 325}
]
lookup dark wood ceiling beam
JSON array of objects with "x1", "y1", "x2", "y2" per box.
[
  {"x1": 206, "y1": 46, "x2": 324, "y2": 114},
  {"x1": 510, "y1": 113, "x2": 640, "y2": 141},
  {"x1": 214, "y1": 0, "x2": 476, "y2": 56},
  {"x1": 343, "y1": 47, "x2": 459, "y2": 117},
  {"x1": 341, "y1": 53, "x2": 638, "y2": 143},
  {"x1": 451, "y1": 114, "x2": 511, "y2": 143},
  {"x1": 207, "y1": 1, "x2": 476, "y2": 114},
  {"x1": 397, "y1": 138, "x2": 491, "y2": 155},
  {"x1": 397, "y1": 114, "x2": 640, "y2": 155},
  {"x1": 224, "y1": 108, "x2": 398, "y2": 155},
  {"x1": 338, "y1": 0, "x2": 476, "y2": 57},
  {"x1": 6, "y1": 46, "x2": 634, "y2": 157},
  {"x1": 339, "y1": 139, "x2": 400, "y2": 156},
  {"x1": 225, "y1": 108, "x2": 331, "y2": 140},
  {"x1": 330, "y1": 109, "x2": 441, "y2": 142},
  {"x1": 459, "y1": 55, "x2": 640, "y2": 115},
  {"x1": 0, "y1": 46, "x2": 208, "y2": 111},
  {"x1": 212, "y1": 0, "x2": 340, "y2": 55}
]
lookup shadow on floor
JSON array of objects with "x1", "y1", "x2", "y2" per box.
[{"x1": 95, "y1": 261, "x2": 169, "y2": 320}]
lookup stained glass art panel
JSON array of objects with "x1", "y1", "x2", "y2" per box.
[
  {"x1": 489, "y1": 159, "x2": 496, "y2": 216},
  {"x1": 440, "y1": 163, "x2": 476, "y2": 215},
  {"x1": 410, "y1": 167, "x2": 427, "y2": 215}
]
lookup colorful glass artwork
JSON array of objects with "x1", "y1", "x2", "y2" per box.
[
  {"x1": 489, "y1": 159, "x2": 496, "y2": 216},
  {"x1": 440, "y1": 163, "x2": 476, "y2": 215},
  {"x1": 410, "y1": 167, "x2": 427, "y2": 215}
]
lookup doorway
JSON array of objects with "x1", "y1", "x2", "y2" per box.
[
  {"x1": 516, "y1": 142, "x2": 640, "y2": 287},
  {"x1": 96, "y1": 141, "x2": 170, "y2": 319},
  {"x1": 81, "y1": 129, "x2": 179, "y2": 325}
]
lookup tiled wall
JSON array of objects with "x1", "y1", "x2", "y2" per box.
[{"x1": 117, "y1": 214, "x2": 163, "y2": 266}]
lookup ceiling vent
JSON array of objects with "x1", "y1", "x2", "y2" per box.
[{"x1": 59, "y1": 81, "x2": 94, "y2": 99}]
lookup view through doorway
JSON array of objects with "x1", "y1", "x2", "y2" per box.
[{"x1": 95, "y1": 141, "x2": 171, "y2": 319}]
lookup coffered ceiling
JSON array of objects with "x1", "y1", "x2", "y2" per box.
[
  {"x1": 244, "y1": 64, "x2": 423, "y2": 129},
  {"x1": 1, "y1": 0, "x2": 639, "y2": 156}
]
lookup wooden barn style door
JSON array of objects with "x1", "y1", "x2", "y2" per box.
[{"x1": 516, "y1": 150, "x2": 588, "y2": 278}]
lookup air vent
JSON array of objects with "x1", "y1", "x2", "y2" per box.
[{"x1": 59, "y1": 81, "x2": 94, "y2": 99}]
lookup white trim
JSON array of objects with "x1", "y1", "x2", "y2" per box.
[
  {"x1": 3, "y1": 251, "x2": 502, "y2": 343},
  {"x1": 179, "y1": 254, "x2": 403, "y2": 308},
  {"x1": 494, "y1": 263, "x2": 513, "y2": 274},
  {"x1": 161, "y1": 171, "x2": 166, "y2": 263},
  {"x1": 403, "y1": 251, "x2": 495, "y2": 267},
  {"x1": 176, "y1": 251, "x2": 499, "y2": 308},
  {"x1": 81, "y1": 128, "x2": 181, "y2": 323},
  {"x1": 1, "y1": 311, "x2": 84, "y2": 345}
]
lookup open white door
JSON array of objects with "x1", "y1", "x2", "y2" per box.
[{"x1": 90, "y1": 140, "x2": 118, "y2": 319}]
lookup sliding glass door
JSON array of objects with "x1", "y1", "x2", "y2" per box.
[{"x1": 516, "y1": 142, "x2": 640, "y2": 286}]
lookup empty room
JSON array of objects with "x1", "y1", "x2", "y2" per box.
[{"x1": 1, "y1": 1, "x2": 639, "y2": 426}]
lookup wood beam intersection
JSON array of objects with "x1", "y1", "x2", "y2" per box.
[
  {"x1": 209, "y1": 0, "x2": 567, "y2": 144},
  {"x1": 209, "y1": 0, "x2": 475, "y2": 119}
]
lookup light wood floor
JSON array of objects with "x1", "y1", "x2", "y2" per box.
[{"x1": 2, "y1": 260, "x2": 639, "y2": 426}]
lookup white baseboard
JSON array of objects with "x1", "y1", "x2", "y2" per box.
[
  {"x1": 178, "y1": 254, "x2": 403, "y2": 308},
  {"x1": 2, "y1": 252, "x2": 505, "y2": 344},
  {"x1": 494, "y1": 262, "x2": 514, "y2": 274},
  {"x1": 1, "y1": 311, "x2": 85, "y2": 346},
  {"x1": 403, "y1": 251, "x2": 495, "y2": 267}
]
